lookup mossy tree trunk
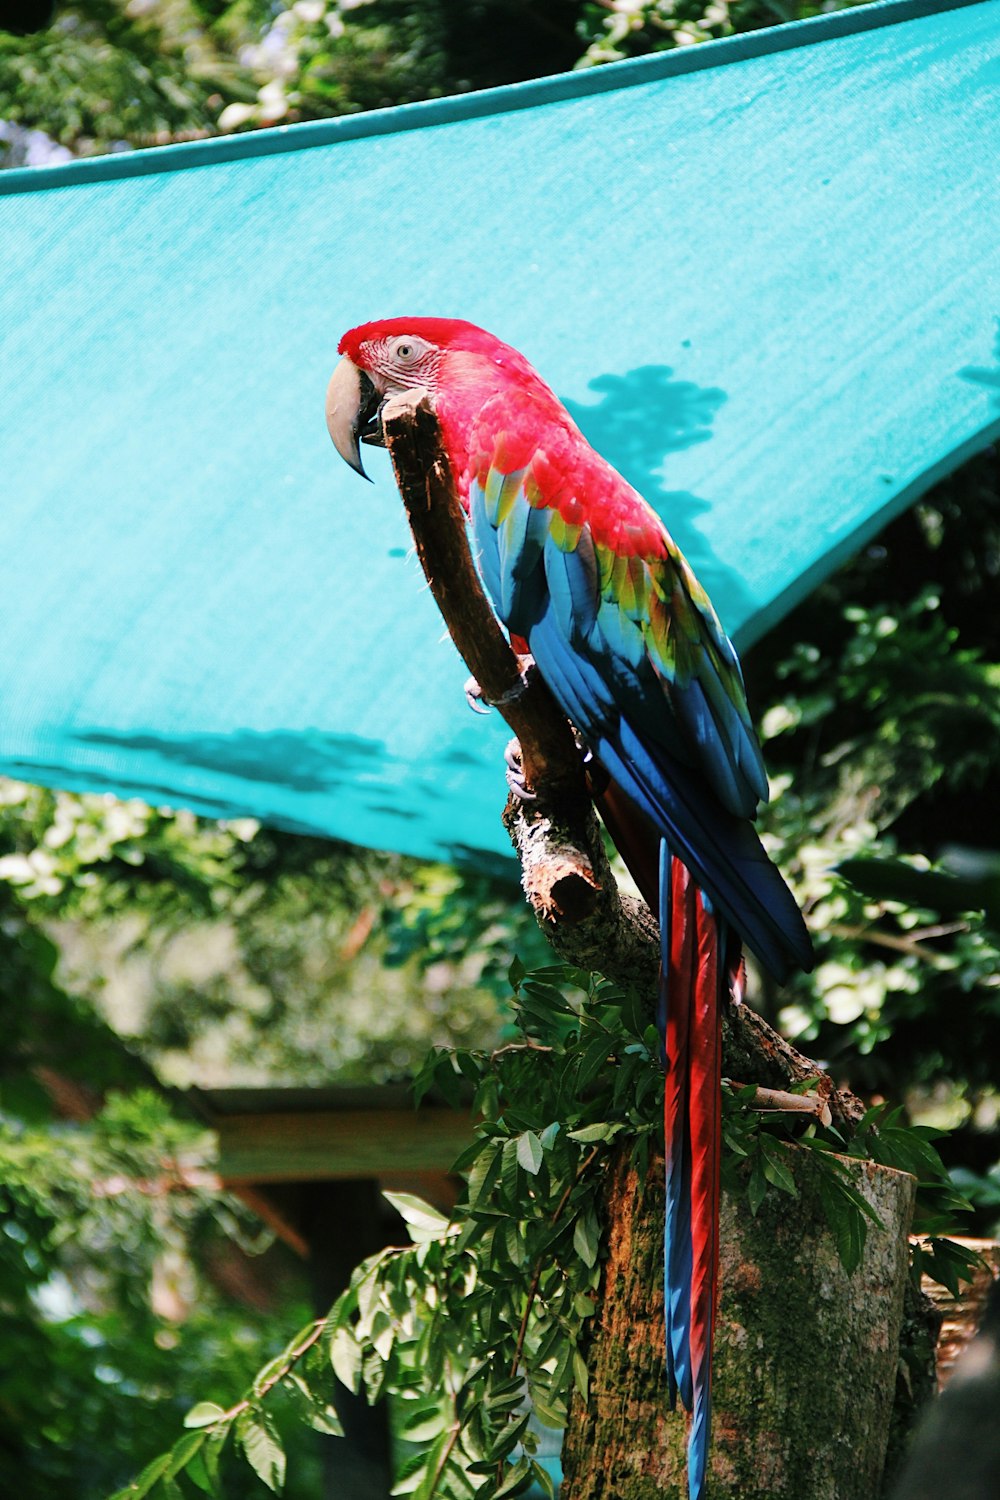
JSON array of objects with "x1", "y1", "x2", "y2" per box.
[{"x1": 561, "y1": 1145, "x2": 918, "y2": 1500}]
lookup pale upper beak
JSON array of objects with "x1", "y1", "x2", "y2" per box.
[{"x1": 325, "y1": 357, "x2": 383, "y2": 481}]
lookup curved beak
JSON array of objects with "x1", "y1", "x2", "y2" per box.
[{"x1": 325, "y1": 357, "x2": 383, "y2": 481}]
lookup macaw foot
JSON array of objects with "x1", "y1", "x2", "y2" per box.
[
  {"x1": 465, "y1": 655, "x2": 536, "y2": 716},
  {"x1": 504, "y1": 741, "x2": 537, "y2": 802},
  {"x1": 464, "y1": 675, "x2": 491, "y2": 715}
]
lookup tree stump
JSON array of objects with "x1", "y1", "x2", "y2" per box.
[{"x1": 561, "y1": 1144, "x2": 917, "y2": 1500}]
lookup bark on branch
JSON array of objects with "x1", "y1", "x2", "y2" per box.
[
  {"x1": 381, "y1": 390, "x2": 586, "y2": 800},
  {"x1": 380, "y1": 389, "x2": 862, "y2": 1125}
]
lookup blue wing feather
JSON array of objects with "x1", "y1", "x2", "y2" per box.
[
  {"x1": 467, "y1": 446, "x2": 812, "y2": 979},
  {"x1": 543, "y1": 529, "x2": 599, "y2": 641},
  {"x1": 469, "y1": 478, "x2": 503, "y2": 605},
  {"x1": 497, "y1": 490, "x2": 549, "y2": 627}
]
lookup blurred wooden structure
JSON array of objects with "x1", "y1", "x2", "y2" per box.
[
  {"x1": 189, "y1": 1083, "x2": 471, "y2": 1259},
  {"x1": 919, "y1": 1237, "x2": 1000, "y2": 1387},
  {"x1": 188, "y1": 1084, "x2": 473, "y2": 1500}
]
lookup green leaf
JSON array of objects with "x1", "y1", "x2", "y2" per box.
[
  {"x1": 414, "y1": 1428, "x2": 454, "y2": 1500},
  {"x1": 572, "y1": 1348, "x2": 589, "y2": 1402},
  {"x1": 530, "y1": 1460, "x2": 557, "y2": 1499},
  {"x1": 200, "y1": 1430, "x2": 227, "y2": 1491},
  {"x1": 180, "y1": 1447, "x2": 216, "y2": 1495},
  {"x1": 117, "y1": 1450, "x2": 173, "y2": 1499},
  {"x1": 501, "y1": 1136, "x2": 521, "y2": 1202},
  {"x1": 487, "y1": 1412, "x2": 531, "y2": 1462},
  {"x1": 183, "y1": 1402, "x2": 227, "y2": 1430},
  {"x1": 760, "y1": 1140, "x2": 799, "y2": 1198},
  {"x1": 504, "y1": 1217, "x2": 526, "y2": 1267},
  {"x1": 568, "y1": 1122, "x2": 623, "y2": 1144},
  {"x1": 455, "y1": 1050, "x2": 484, "y2": 1083},
  {"x1": 412, "y1": 1052, "x2": 442, "y2": 1109},
  {"x1": 574, "y1": 1033, "x2": 612, "y2": 1093},
  {"x1": 467, "y1": 1143, "x2": 503, "y2": 1208},
  {"x1": 239, "y1": 1410, "x2": 286, "y2": 1494},
  {"x1": 573, "y1": 1212, "x2": 599, "y2": 1269},
  {"x1": 164, "y1": 1430, "x2": 207, "y2": 1481},
  {"x1": 817, "y1": 1174, "x2": 867, "y2": 1274},
  {"x1": 531, "y1": 1393, "x2": 567, "y2": 1430},
  {"x1": 390, "y1": 1450, "x2": 429, "y2": 1496},
  {"x1": 837, "y1": 856, "x2": 1000, "y2": 923},
  {"x1": 747, "y1": 1155, "x2": 767, "y2": 1217},
  {"x1": 872, "y1": 1125, "x2": 946, "y2": 1181},
  {"x1": 384, "y1": 1190, "x2": 454, "y2": 1244},
  {"x1": 399, "y1": 1402, "x2": 447, "y2": 1443},
  {"x1": 369, "y1": 1308, "x2": 395, "y2": 1361},
  {"x1": 516, "y1": 1130, "x2": 543, "y2": 1176},
  {"x1": 920, "y1": 1236, "x2": 984, "y2": 1296},
  {"x1": 449, "y1": 1135, "x2": 489, "y2": 1174},
  {"x1": 303, "y1": 1402, "x2": 344, "y2": 1437},
  {"x1": 433, "y1": 1053, "x2": 463, "y2": 1108},
  {"x1": 330, "y1": 1327, "x2": 362, "y2": 1393},
  {"x1": 493, "y1": 1456, "x2": 533, "y2": 1498}
]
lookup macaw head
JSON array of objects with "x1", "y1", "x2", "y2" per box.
[{"x1": 326, "y1": 317, "x2": 547, "y2": 481}]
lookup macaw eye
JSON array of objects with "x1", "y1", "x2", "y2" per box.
[{"x1": 394, "y1": 341, "x2": 416, "y2": 361}]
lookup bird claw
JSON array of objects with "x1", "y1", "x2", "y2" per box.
[
  {"x1": 504, "y1": 742, "x2": 537, "y2": 802},
  {"x1": 466, "y1": 656, "x2": 535, "y2": 717},
  {"x1": 464, "y1": 676, "x2": 491, "y2": 715}
]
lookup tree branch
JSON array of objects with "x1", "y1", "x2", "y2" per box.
[
  {"x1": 381, "y1": 389, "x2": 586, "y2": 800},
  {"x1": 382, "y1": 389, "x2": 610, "y2": 928},
  {"x1": 380, "y1": 391, "x2": 863, "y2": 1128}
]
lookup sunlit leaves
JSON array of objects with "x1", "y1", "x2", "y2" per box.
[
  {"x1": 384, "y1": 1192, "x2": 457, "y2": 1245},
  {"x1": 183, "y1": 1403, "x2": 227, "y2": 1430},
  {"x1": 515, "y1": 1132, "x2": 543, "y2": 1176},
  {"x1": 237, "y1": 1409, "x2": 286, "y2": 1493},
  {"x1": 120, "y1": 958, "x2": 656, "y2": 1500},
  {"x1": 723, "y1": 1084, "x2": 977, "y2": 1281},
  {"x1": 581, "y1": 0, "x2": 796, "y2": 65},
  {"x1": 757, "y1": 522, "x2": 1000, "y2": 1094},
  {"x1": 299, "y1": 963, "x2": 660, "y2": 1498}
]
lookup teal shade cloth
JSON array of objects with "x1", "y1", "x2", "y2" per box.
[{"x1": 1, "y1": 0, "x2": 998, "y2": 866}]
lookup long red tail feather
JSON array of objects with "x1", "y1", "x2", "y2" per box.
[{"x1": 596, "y1": 778, "x2": 725, "y2": 1500}]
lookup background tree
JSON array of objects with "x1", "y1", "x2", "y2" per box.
[{"x1": 1, "y1": 0, "x2": 870, "y2": 158}]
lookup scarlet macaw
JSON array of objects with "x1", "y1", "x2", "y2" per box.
[{"x1": 327, "y1": 318, "x2": 813, "y2": 1498}]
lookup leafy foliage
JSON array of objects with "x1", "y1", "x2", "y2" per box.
[
  {"x1": 0, "y1": 0, "x2": 880, "y2": 159},
  {"x1": 746, "y1": 451, "x2": 1000, "y2": 1190},
  {"x1": 0, "y1": 780, "x2": 522, "y2": 1087},
  {"x1": 0, "y1": 0, "x2": 587, "y2": 153},
  {"x1": 115, "y1": 958, "x2": 981, "y2": 1498},
  {"x1": 104, "y1": 961, "x2": 658, "y2": 1498},
  {"x1": 575, "y1": 0, "x2": 868, "y2": 64},
  {"x1": 0, "y1": 779, "x2": 524, "y2": 1499},
  {"x1": 0, "y1": 1070, "x2": 322, "y2": 1500},
  {"x1": 723, "y1": 1086, "x2": 981, "y2": 1283},
  {"x1": 0, "y1": 0, "x2": 256, "y2": 153}
]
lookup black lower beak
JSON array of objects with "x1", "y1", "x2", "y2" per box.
[{"x1": 356, "y1": 369, "x2": 386, "y2": 452}]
